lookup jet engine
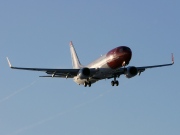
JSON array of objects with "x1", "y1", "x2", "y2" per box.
[
  {"x1": 125, "y1": 66, "x2": 138, "y2": 78},
  {"x1": 77, "y1": 67, "x2": 91, "y2": 79}
]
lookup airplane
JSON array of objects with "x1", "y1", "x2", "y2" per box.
[{"x1": 7, "y1": 41, "x2": 174, "y2": 87}]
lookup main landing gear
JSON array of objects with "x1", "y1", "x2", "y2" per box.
[
  {"x1": 84, "y1": 81, "x2": 91, "y2": 87},
  {"x1": 111, "y1": 76, "x2": 119, "y2": 86},
  {"x1": 111, "y1": 80, "x2": 119, "y2": 86}
]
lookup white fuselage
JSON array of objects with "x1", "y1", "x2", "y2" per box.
[
  {"x1": 73, "y1": 55, "x2": 117, "y2": 85},
  {"x1": 72, "y1": 45, "x2": 132, "y2": 85}
]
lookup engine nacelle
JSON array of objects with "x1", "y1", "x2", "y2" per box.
[
  {"x1": 77, "y1": 67, "x2": 91, "y2": 79},
  {"x1": 125, "y1": 66, "x2": 138, "y2": 78}
]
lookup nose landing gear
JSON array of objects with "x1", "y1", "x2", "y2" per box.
[{"x1": 111, "y1": 76, "x2": 119, "y2": 86}]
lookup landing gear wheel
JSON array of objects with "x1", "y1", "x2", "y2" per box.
[
  {"x1": 111, "y1": 81, "x2": 115, "y2": 86},
  {"x1": 84, "y1": 82, "x2": 87, "y2": 87},
  {"x1": 111, "y1": 80, "x2": 119, "y2": 86},
  {"x1": 84, "y1": 81, "x2": 91, "y2": 87},
  {"x1": 88, "y1": 81, "x2": 91, "y2": 87},
  {"x1": 115, "y1": 81, "x2": 119, "y2": 86}
]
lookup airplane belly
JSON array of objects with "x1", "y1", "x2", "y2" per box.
[
  {"x1": 73, "y1": 77, "x2": 97, "y2": 85},
  {"x1": 73, "y1": 68, "x2": 112, "y2": 85},
  {"x1": 92, "y1": 68, "x2": 114, "y2": 79}
]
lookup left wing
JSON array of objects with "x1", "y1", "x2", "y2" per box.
[{"x1": 6, "y1": 57, "x2": 79, "y2": 78}]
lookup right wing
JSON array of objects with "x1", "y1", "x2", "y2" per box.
[
  {"x1": 107, "y1": 53, "x2": 174, "y2": 78},
  {"x1": 6, "y1": 57, "x2": 79, "y2": 78},
  {"x1": 136, "y1": 53, "x2": 174, "y2": 74}
]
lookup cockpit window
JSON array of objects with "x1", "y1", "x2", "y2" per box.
[
  {"x1": 123, "y1": 47, "x2": 130, "y2": 51},
  {"x1": 119, "y1": 47, "x2": 130, "y2": 52},
  {"x1": 118, "y1": 47, "x2": 131, "y2": 53}
]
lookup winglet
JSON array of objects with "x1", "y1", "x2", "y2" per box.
[
  {"x1": 69, "y1": 41, "x2": 73, "y2": 46},
  {"x1": 6, "y1": 57, "x2": 12, "y2": 68},
  {"x1": 171, "y1": 53, "x2": 174, "y2": 64}
]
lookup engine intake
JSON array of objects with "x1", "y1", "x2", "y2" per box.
[
  {"x1": 125, "y1": 66, "x2": 138, "y2": 78},
  {"x1": 77, "y1": 67, "x2": 91, "y2": 79}
]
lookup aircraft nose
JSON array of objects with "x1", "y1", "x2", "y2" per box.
[
  {"x1": 106, "y1": 46, "x2": 132, "y2": 69},
  {"x1": 118, "y1": 46, "x2": 132, "y2": 66},
  {"x1": 122, "y1": 50, "x2": 132, "y2": 66}
]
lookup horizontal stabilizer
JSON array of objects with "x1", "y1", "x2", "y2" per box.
[
  {"x1": 39, "y1": 76, "x2": 53, "y2": 77},
  {"x1": 39, "y1": 75, "x2": 67, "y2": 78}
]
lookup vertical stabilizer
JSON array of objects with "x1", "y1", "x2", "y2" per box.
[{"x1": 69, "y1": 41, "x2": 83, "y2": 69}]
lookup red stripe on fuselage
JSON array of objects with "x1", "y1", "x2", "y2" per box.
[{"x1": 106, "y1": 46, "x2": 132, "y2": 69}]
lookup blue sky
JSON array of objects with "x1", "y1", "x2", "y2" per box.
[{"x1": 0, "y1": 0, "x2": 179, "y2": 135}]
